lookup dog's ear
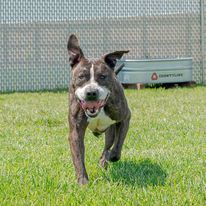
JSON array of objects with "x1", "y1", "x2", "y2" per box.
[
  {"x1": 67, "y1": 34, "x2": 84, "y2": 67},
  {"x1": 104, "y1": 50, "x2": 129, "y2": 69}
]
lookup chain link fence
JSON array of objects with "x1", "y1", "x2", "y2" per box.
[
  {"x1": 203, "y1": 0, "x2": 206, "y2": 83},
  {"x1": 0, "y1": 0, "x2": 205, "y2": 92}
]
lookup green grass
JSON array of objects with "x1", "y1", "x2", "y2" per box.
[{"x1": 0, "y1": 87, "x2": 205, "y2": 205}]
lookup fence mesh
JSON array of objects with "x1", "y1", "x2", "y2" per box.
[
  {"x1": 0, "y1": 0, "x2": 204, "y2": 92},
  {"x1": 203, "y1": 0, "x2": 206, "y2": 83}
]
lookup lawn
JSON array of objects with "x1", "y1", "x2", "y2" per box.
[{"x1": 0, "y1": 86, "x2": 205, "y2": 205}]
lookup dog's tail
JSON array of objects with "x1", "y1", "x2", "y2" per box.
[{"x1": 114, "y1": 63, "x2": 125, "y2": 75}]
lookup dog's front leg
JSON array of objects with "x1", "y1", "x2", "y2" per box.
[{"x1": 69, "y1": 124, "x2": 88, "y2": 185}]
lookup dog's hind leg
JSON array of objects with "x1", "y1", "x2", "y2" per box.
[{"x1": 99, "y1": 125, "x2": 116, "y2": 168}]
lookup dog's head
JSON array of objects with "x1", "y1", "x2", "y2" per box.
[{"x1": 67, "y1": 34, "x2": 129, "y2": 118}]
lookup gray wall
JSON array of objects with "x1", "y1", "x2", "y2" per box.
[{"x1": 0, "y1": 0, "x2": 205, "y2": 92}]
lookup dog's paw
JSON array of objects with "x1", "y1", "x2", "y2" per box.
[
  {"x1": 109, "y1": 151, "x2": 120, "y2": 162},
  {"x1": 78, "y1": 177, "x2": 89, "y2": 185}
]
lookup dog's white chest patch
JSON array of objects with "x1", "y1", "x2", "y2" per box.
[{"x1": 87, "y1": 109, "x2": 116, "y2": 132}]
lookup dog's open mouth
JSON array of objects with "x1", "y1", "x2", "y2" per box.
[
  {"x1": 79, "y1": 99, "x2": 106, "y2": 118},
  {"x1": 78, "y1": 94, "x2": 109, "y2": 118}
]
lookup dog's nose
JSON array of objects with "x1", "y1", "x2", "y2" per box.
[{"x1": 86, "y1": 89, "x2": 99, "y2": 101}]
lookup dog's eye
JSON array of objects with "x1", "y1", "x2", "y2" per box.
[
  {"x1": 99, "y1": 75, "x2": 107, "y2": 80},
  {"x1": 78, "y1": 75, "x2": 85, "y2": 80}
]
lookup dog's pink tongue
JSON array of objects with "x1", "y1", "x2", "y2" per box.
[{"x1": 81, "y1": 100, "x2": 104, "y2": 110}]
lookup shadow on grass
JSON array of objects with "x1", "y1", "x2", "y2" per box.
[{"x1": 108, "y1": 159, "x2": 167, "y2": 187}]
